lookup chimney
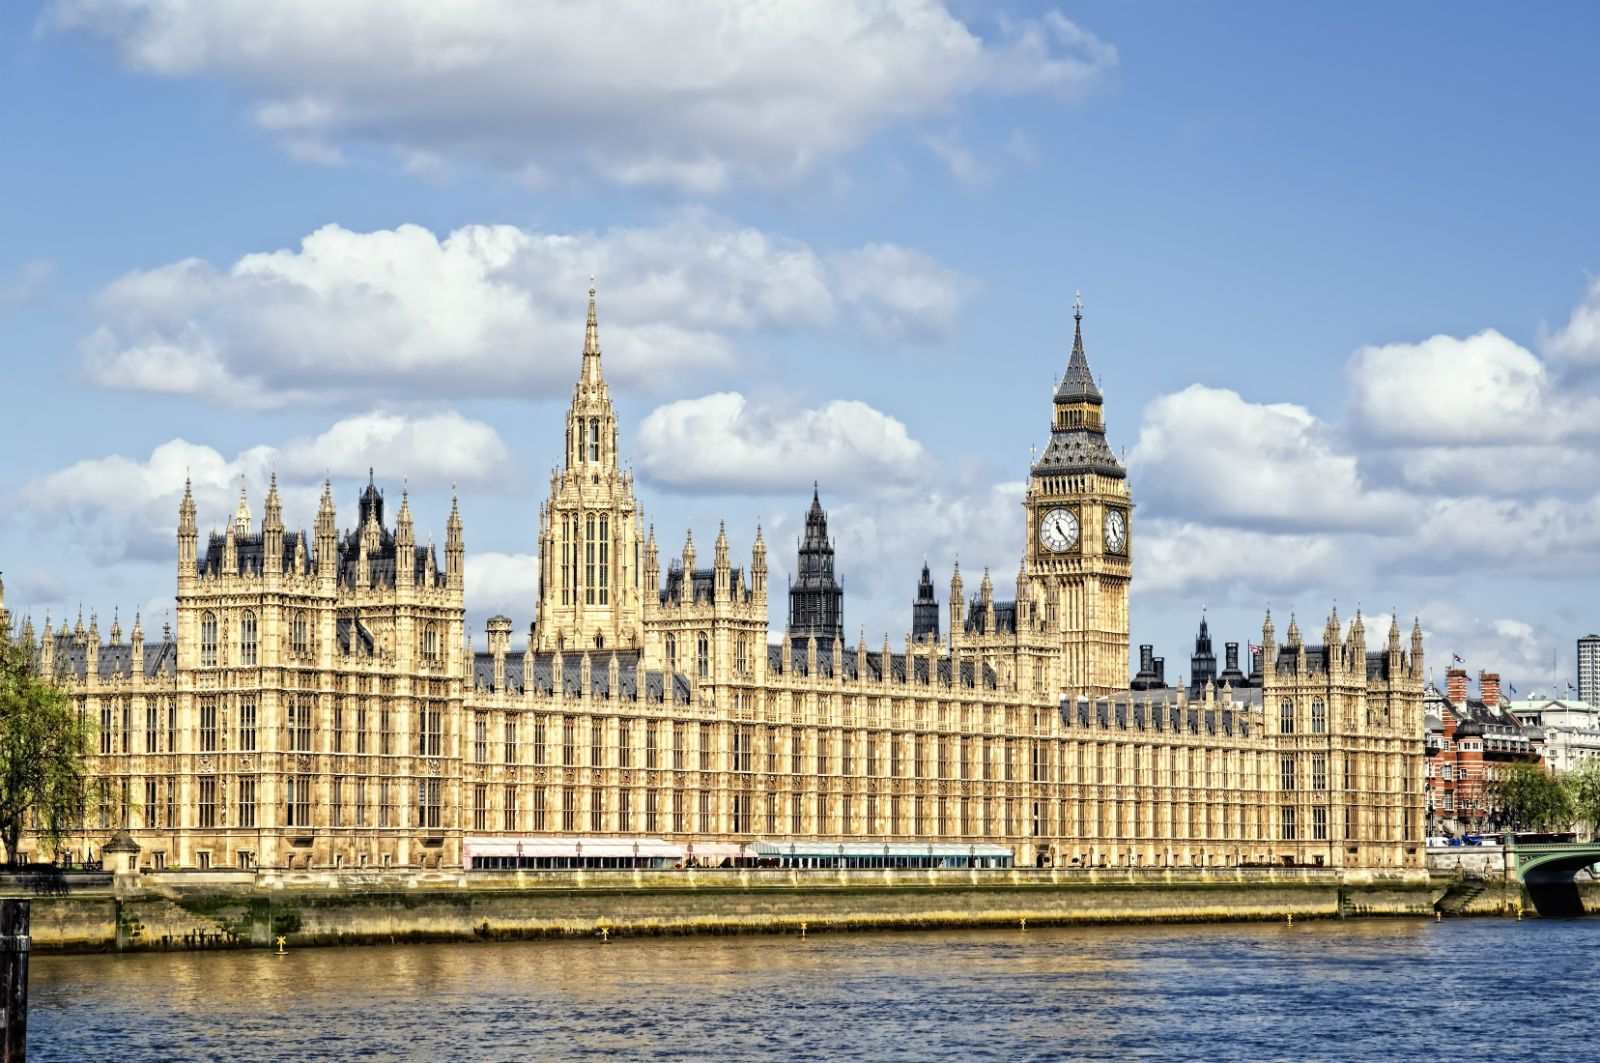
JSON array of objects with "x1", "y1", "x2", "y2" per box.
[
  {"x1": 1225, "y1": 643, "x2": 1240, "y2": 672},
  {"x1": 1479, "y1": 671, "x2": 1501, "y2": 707},
  {"x1": 1154, "y1": 657, "x2": 1166, "y2": 685},
  {"x1": 1140, "y1": 645, "x2": 1155, "y2": 673},
  {"x1": 1446, "y1": 667, "x2": 1468, "y2": 704}
]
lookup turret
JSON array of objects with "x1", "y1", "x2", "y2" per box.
[
  {"x1": 682, "y1": 529, "x2": 696, "y2": 575},
  {"x1": 109, "y1": 610, "x2": 122, "y2": 645},
  {"x1": 178, "y1": 478, "x2": 198, "y2": 581},
  {"x1": 1411, "y1": 616, "x2": 1425, "y2": 680},
  {"x1": 949, "y1": 563, "x2": 965, "y2": 646},
  {"x1": 315, "y1": 479, "x2": 338, "y2": 580},
  {"x1": 714, "y1": 521, "x2": 730, "y2": 599},
  {"x1": 446, "y1": 488, "x2": 464, "y2": 591},
  {"x1": 396, "y1": 486, "x2": 415, "y2": 586},
  {"x1": 233, "y1": 479, "x2": 252, "y2": 536},
  {"x1": 130, "y1": 611, "x2": 144, "y2": 667},
  {"x1": 911, "y1": 561, "x2": 940, "y2": 643},
  {"x1": 85, "y1": 613, "x2": 100, "y2": 676},
  {"x1": 488, "y1": 614, "x2": 512, "y2": 692},
  {"x1": 263, "y1": 472, "x2": 284, "y2": 576},
  {"x1": 751, "y1": 524, "x2": 767, "y2": 598},
  {"x1": 644, "y1": 525, "x2": 660, "y2": 594},
  {"x1": 1261, "y1": 608, "x2": 1276, "y2": 682}
]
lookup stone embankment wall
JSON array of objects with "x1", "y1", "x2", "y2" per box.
[{"x1": 16, "y1": 868, "x2": 1446, "y2": 953}]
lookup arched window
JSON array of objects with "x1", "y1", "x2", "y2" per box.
[
  {"x1": 666, "y1": 634, "x2": 677, "y2": 669},
  {"x1": 1279, "y1": 698, "x2": 1295, "y2": 735},
  {"x1": 585, "y1": 515, "x2": 597, "y2": 605},
  {"x1": 1311, "y1": 698, "x2": 1326, "y2": 734},
  {"x1": 697, "y1": 632, "x2": 710, "y2": 678},
  {"x1": 240, "y1": 610, "x2": 258, "y2": 666},
  {"x1": 423, "y1": 623, "x2": 438, "y2": 664},
  {"x1": 291, "y1": 611, "x2": 310, "y2": 656},
  {"x1": 200, "y1": 611, "x2": 218, "y2": 667},
  {"x1": 598, "y1": 515, "x2": 609, "y2": 604},
  {"x1": 589, "y1": 421, "x2": 600, "y2": 462}
]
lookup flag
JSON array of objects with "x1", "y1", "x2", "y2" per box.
[
  {"x1": 1249, "y1": 642, "x2": 1261, "y2": 654},
  {"x1": 1452, "y1": 653, "x2": 1464, "y2": 664},
  {"x1": 1508, "y1": 682, "x2": 1517, "y2": 694}
]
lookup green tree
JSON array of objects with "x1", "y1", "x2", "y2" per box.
[
  {"x1": 1564, "y1": 760, "x2": 1600, "y2": 841},
  {"x1": 1491, "y1": 761, "x2": 1574, "y2": 833},
  {"x1": 0, "y1": 618, "x2": 99, "y2": 865}
]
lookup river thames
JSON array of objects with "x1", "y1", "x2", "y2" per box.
[{"x1": 26, "y1": 918, "x2": 1600, "y2": 1061}]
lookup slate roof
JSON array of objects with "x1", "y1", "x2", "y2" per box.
[
  {"x1": 1058, "y1": 691, "x2": 1257, "y2": 737},
  {"x1": 57, "y1": 640, "x2": 179, "y2": 681},
  {"x1": 470, "y1": 648, "x2": 688, "y2": 703},
  {"x1": 765, "y1": 638, "x2": 998, "y2": 690}
]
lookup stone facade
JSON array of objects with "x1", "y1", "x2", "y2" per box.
[{"x1": 8, "y1": 288, "x2": 1427, "y2": 874}]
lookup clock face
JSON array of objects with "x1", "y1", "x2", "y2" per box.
[
  {"x1": 1038, "y1": 507, "x2": 1079, "y2": 553},
  {"x1": 1104, "y1": 509, "x2": 1128, "y2": 553}
]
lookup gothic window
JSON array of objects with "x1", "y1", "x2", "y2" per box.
[
  {"x1": 418, "y1": 778, "x2": 442, "y2": 830},
  {"x1": 503, "y1": 785, "x2": 517, "y2": 832},
  {"x1": 200, "y1": 611, "x2": 218, "y2": 667},
  {"x1": 239, "y1": 697, "x2": 256, "y2": 752},
  {"x1": 504, "y1": 718, "x2": 517, "y2": 764},
  {"x1": 291, "y1": 611, "x2": 309, "y2": 656},
  {"x1": 1311, "y1": 754, "x2": 1327, "y2": 791},
  {"x1": 697, "y1": 632, "x2": 710, "y2": 678},
  {"x1": 585, "y1": 515, "x2": 597, "y2": 605},
  {"x1": 561, "y1": 517, "x2": 572, "y2": 605},
  {"x1": 1280, "y1": 755, "x2": 1295, "y2": 791},
  {"x1": 589, "y1": 420, "x2": 600, "y2": 462},
  {"x1": 1311, "y1": 698, "x2": 1326, "y2": 734},
  {"x1": 198, "y1": 776, "x2": 217, "y2": 829},
  {"x1": 240, "y1": 610, "x2": 257, "y2": 666},
  {"x1": 473, "y1": 784, "x2": 488, "y2": 832},
  {"x1": 598, "y1": 515, "x2": 609, "y2": 604},
  {"x1": 735, "y1": 637, "x2": 748, "y2": 674},
  {"x1": 1280, "y1": 805, "x2": 1296, "y2": 841},
  {"x1": 474, "y1": 714, "x2": 488, "y2": 763},
  {"x1": 199, "y1": 696, "x2": 218, "y2": 753},
  {"x1": 666, "y1": 634, "x2": 677, "y2": 669},
  {"x1": 423, "y1": 623, "x2": 439, "y2": 664},
  {"x1": 1279, "y1": 698, "x2": 1295, "y2": 735}
]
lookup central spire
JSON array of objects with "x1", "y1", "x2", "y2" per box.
[{"x1": 581, "y1": 276, "x2": 604, "y2": 388}]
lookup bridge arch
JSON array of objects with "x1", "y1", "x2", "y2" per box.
[{"x1": 1512, "y1": 843, "x2": 1600, "y2": 916}]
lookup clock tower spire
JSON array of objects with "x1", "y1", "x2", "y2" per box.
[{"x1": 1023, "y1": 294, "x2": 1131, "y2": 696}]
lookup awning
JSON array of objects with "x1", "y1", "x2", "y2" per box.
[
  {"x1": 464, "y1": 835, "x2": 682, "y2": 859},
  {"x1": 749, "y1": 840, "x2": 1014, "y2": 859},
  {"x1": 685, "y1": 843, "x2": 751, "y2": 859}
]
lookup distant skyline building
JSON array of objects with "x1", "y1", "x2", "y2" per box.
[{"x1": 1578, "y1": 635, "x2": 1600, "y2": 708}]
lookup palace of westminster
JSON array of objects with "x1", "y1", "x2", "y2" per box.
[{"x1": 3, "y1": 289, "x2": 1427, "y2": 874}]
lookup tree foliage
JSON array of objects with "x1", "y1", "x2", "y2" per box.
[
  {"x1": 1491, "y1": 761, "x2": 1574, "y2": 833},
  {"x1": 0, "y1": 618, "x2": 99, "y2": 864},
  {"x1": 1564, "y1": 759, "x2": 1600, "y2": 840}
]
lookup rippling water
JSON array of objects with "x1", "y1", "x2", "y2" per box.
[{"x1": 26, "y1": 918, "x2": 1600, "y2": 1061}]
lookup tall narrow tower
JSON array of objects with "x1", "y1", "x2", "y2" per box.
[
  {"x1": 536, "y1": 282, "x2": 643, "y2": 652},
  {"x1": 1021, "y1": 295, "x2": 1132, "y2": 696},
  {"x1": 787, "y1": 486, "x2": 843, "y2": 642}
]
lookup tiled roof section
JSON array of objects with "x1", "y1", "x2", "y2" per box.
[
  {"x1": 470, "y1": 649, "x2": 687, "y2": 703},
  {"x1": 964, "y1": 600, "x2": 1017, "y2": 636},
  {"x1": 57, "y1": 640, "x2": 178, "y2": 680},
  {"x1": 335, "y1": 618, "x2": 375, "y2": 656},
  {"x1": 765, "y1": 639, "x2": 997, "y2": 689},
  {"x1": 200, "y1": 530, "x2": 309, "y2": 577},
  {"x1": 1059, "y1": 690, "x2": 1259, "y2": 735},
  {"x1": 1426, "y1": 687, "x2": 1528, "y2": 739},
  {"x1": 661, "y1": 566, "x2": 749, "y2": 605},
  {"x1": 1031, "y1": 429, "x2": 1125, "y2": 478}
]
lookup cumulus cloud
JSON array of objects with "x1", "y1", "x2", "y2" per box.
[
  {"x1": 46, "y1": 1, "x2": 1115, "y2": 192},
  {"x1": 82, "y1": 215, "x2": 974, "y2": 407},
  {"x1": 1542, "y1": 276, "x2": 1600, "y2": 367},
  {"x1": 464, "y1": 552, "x2": 538, "y2": 630},
  {"x1": 637, "y1": 392, "x2": 927, "y2": 494},
  {"x1": 1129, "y1": 384, "x2": 1412, "y2": 533},
  {"x1": 1133, "y1": 519, "x2": 1347, "y2": 599},
  {"x1": 20, "y1": 411, "x2": 506, "y2": 561},
  {"x1": 1347, "y1": 329, "x2": 1600, "y2": 446}
]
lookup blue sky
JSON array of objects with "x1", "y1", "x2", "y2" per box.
[{"x1": 3, "y1": 2, "x2": 1599, "y2": 695}]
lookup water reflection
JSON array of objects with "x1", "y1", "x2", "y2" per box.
[{"x1": 28, "y1": 919, "x2": 1599, "y2": 1062}]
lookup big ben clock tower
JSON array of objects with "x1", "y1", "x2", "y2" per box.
[{"x1": 1023, "y1": 295, "x2": 1131, "y2": 696}]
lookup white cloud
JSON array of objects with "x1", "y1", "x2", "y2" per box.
[
  {"x1": 1542, "y1": 275, "x2": 1600, "y2": 367},
  {"x1": 82, "y1": 215, "x2": 974, "y2": 407},
  {"x1": 45, "y1": 0, "x2": 1115, "y2": 192},
  {"x1": 1347, "y1": 329, "x2": 1600, "y2": 446},
  {"x1": 637, "y1": 392, "x2": 927, "y2": 494},
  {"x1": 925, "y1": 130, "x2": 990, "y2": 187},
  {"x1": 1133, "y1": 519, "x2": 1346, "y2": 599},
  {"x1": 464, "y1": 552, "x2": 537, "y2": 628},
  {"x1": 277, "y1": 411, "x2": 510, "y2": 486},
  {"x1": 20, "y1": 411, "x2": 505, "y2": 561},
  {"x1": 1129, "y1": 384, "x2": 1413, "y2": 533}
]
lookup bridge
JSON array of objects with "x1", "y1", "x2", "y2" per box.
[{"x1": 1510, "y1": 842, "x2": 1600, "y2": 916}]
